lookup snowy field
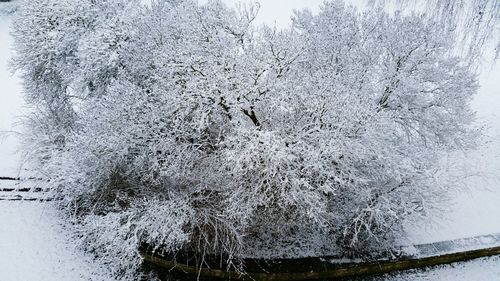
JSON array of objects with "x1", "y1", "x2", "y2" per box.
[
  {"x1": 370, "y1": 255, "x2": 500, "y2": 281},
  {"x1": 0, "y1": 199, "x2": 499, "y2": 281},
  {"x1": 1, "y1": 1, "x2": 499, "y2": 281},
  {"x1": 0, "y1": 200, "x2": 112, "y2": 281}
]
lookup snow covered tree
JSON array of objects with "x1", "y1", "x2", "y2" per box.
[
  {"x1": 292, "y1": 2, "x2": 478, "y2": 254},
  {"x1": 367, "y1": 0, "x2": 499, "y2": 68},
  {"x1": 13, "y1": 0, "x2": 482, "y2": 278}
]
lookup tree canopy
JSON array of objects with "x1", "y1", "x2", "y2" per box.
[{"x1": 12, "y1": 0, "x2": 483, "y2": 279}]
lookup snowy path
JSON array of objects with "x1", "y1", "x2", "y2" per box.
[
  {"x1": 379, "y1": 256, "x2": 500, "y2": 281},
  {"x1": 0, "y1": 200, "x2": 112, "y2": 281}
]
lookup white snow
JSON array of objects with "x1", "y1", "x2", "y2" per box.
[
  {"x1": 381, "y1": 256, "x2": 500, "y2": 281},
  {"x1": 0, "y1": 199, "x2": 498, "y2": 281},
  {"x1": 0, "y1": 200, "x2": 112, "y2": 281}
]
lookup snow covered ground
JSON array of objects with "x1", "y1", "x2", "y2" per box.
[
  {"x1": 371, "y1": 255, "x2": 500, "y2": 281},
  {"x1": 0, "y1": 200, "x2": 112, "y2": 281},
  {"x1": 1, "y1": 198, "x2": 499, "y2": 281}
]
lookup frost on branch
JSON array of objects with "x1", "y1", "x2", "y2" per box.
[{"x1": 12, "y1": 0, "x2": 479, "y2": 278}]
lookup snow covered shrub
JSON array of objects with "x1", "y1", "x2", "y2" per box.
[
  {"x1": 13, "y1": 0, "x2": 480, "y2": 278},
  {"x1": 291, "y1": 2, "x2": 479, "y2": 255}
]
